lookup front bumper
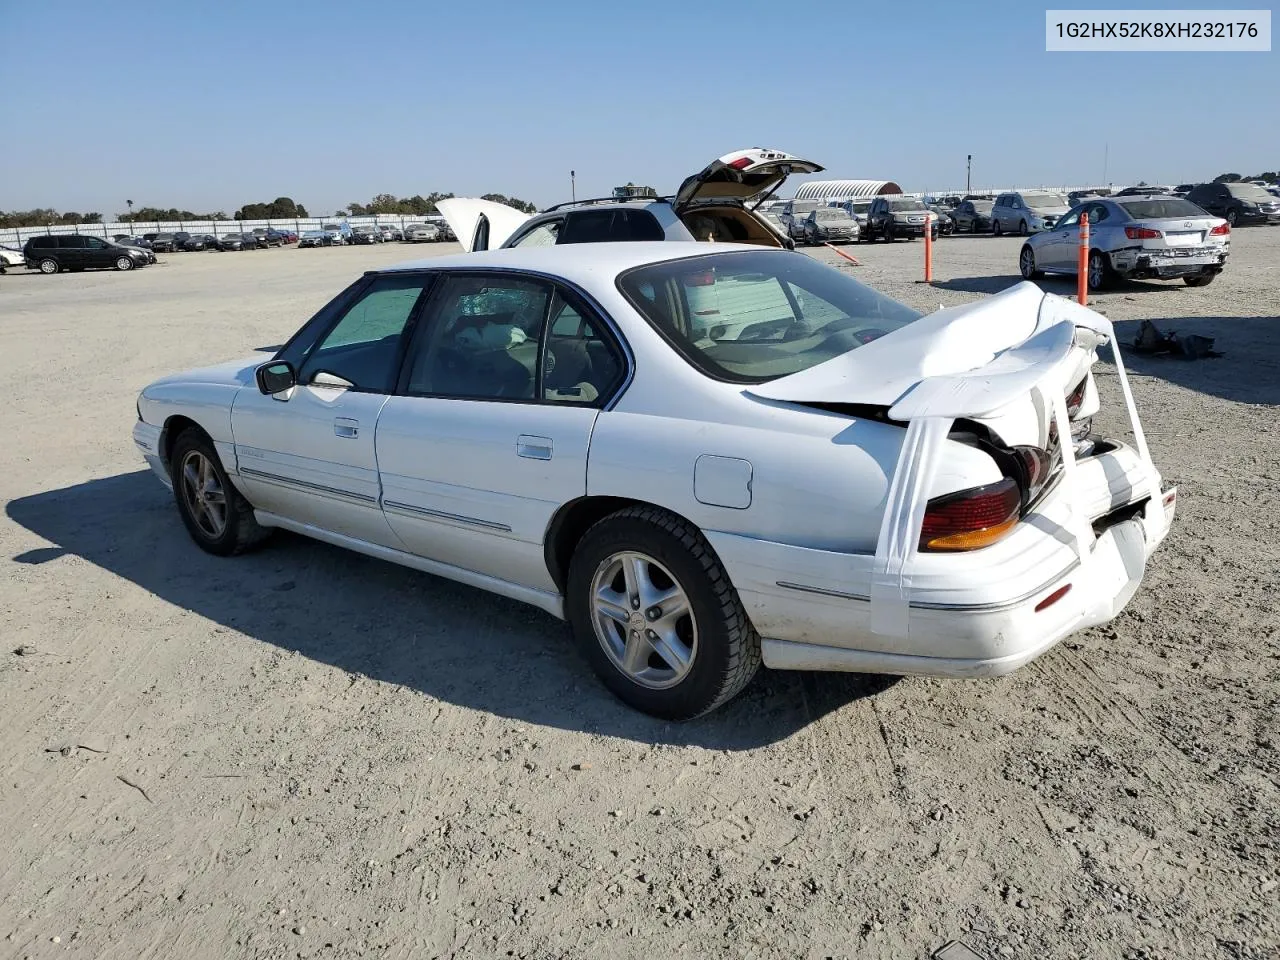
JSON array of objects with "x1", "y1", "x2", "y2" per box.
[
  {"x1": 1235, "y1": 209, "x2": 1280, "y2": 225},
  {"x1": 890, "y1": 220, "x2": 930, "y2": 236},
  {"x1": 133, "y1": 421, "x2": 171, "y2": 489}
]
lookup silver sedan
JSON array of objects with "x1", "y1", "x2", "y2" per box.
[{"x1": 1018, "y1": 196, "x2": 1230, "y2": 289}]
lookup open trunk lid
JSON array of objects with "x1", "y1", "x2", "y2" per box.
[
  {"x1": 436, "y1": 198, "x2": 532, "y2": 253},
  {"x1": 674, "y1": 148, "x2": 824, "y2": 212}
]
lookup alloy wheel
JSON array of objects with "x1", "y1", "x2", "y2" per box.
[
  {"x1": 589, "y1": 550, "x2": 697, "y2": 690},
  {"x1": 179, "y1": 450, "x2": 228, "y2": 539},
  {"x1": 1088, "y1": 252, "x2": 1106, "y2": 289}
]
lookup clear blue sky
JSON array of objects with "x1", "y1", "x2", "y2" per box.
[{"x1": 1, "y1": 0, "x2": 1275, "y2": 217}]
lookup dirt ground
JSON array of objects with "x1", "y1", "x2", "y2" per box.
[{"x1": 1, "y1": 231, "x2": 1277, "y2": 960}]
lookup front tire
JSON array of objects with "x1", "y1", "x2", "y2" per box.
[
  {"x1": 883, "y1": 222, "x2": 895, "y2": 242},
  {"x1": 993, "y1": 219, "x2": 1004, "y2": 236},
  {"x1": 1018, "y1": 220, "x2": 1029, "y2": 236},
  {"x1": 1019, "y1": 245, "x2": 1042, "y2": 279},
  {"x1": 1184, "y1": 273, "x2": 1216, "y2": 287},
  {"x1": 1226, "y1": 209, "x2": 1238, "y2": 227},
  {"x1": 170, "y1": 429, "x2": 270, "y2": 556},
  {"x1": 566, "y1": 506, "x2": 761, "y2": 720},
  {"x1": 115, "y1": 256, "x2": 134, "y2": 271},
  {"x1": 39, "y1": 258, "x2": 60, "y2": 274}
]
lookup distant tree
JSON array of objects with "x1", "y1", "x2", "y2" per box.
[
  {"x1": 481, "y1": 193, "x2": 538, "y2": 214},
  {"x1": 83, "y1": 212, "x2": 103, "y2": 223},
  {"x1": 1213, "y1": 172, "x2": 1242, "y2": 183},
  {"x1": 344, "y1": 192, "x2": 457, "y2": 217},
  {"x1": 233, "y1": 196, "x2": 308, "y2": 220}
]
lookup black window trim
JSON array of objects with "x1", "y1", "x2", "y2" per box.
[
  {"x1": 391, "y1": 267, "x2": 632, "y2": 409},
  {"x1": 281, "y1": 270, "x2": 439, "y2": 395}
]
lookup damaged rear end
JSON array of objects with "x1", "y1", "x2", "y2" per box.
[{"x1": 746, "y1": 283, "x2": 1176, "y2": 677}]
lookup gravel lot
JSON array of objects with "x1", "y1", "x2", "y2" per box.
[{"x1": 2, "y1": 232, "x2": 1277, "y2": 960}]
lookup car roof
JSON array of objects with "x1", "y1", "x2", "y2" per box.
[{"x1": 381, "y1": 241, "x2": 771, "y2": 283}]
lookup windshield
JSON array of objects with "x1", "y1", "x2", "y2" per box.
[
  {"x1": 887, "y1": 199, "x2": 927, "y2": 212},
  {"x1": 617, "y1": 251, "x2": 921, "y2": 384},
  {"x1": 1119, "y1": 198, "x2": 1210, "y2": 219},
  {"x1": 814, "y1": 209, "x2": 848, "y2": 221},
  {"x1": 849, "y1": 202, "x2": 871, "y2": 213},
  {"x1": 1225, "y1": 183, "x2": 1273, "y2": 201},
  {"x1": 1023, "y1": 192, "x2": 1068, "y2": 209}
]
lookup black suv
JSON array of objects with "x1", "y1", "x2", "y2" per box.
[
  {"x1": 23, "y1": 235, "x2": 152, "y2": 274},
  {"x1": 1184, "y1": 182, "x2": 1280, "y2": 226},
  {"x1": 865, "y1": 196, "x2": 939, "y2": 242}
]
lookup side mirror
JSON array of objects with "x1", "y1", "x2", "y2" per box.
[{"x1": 256, "y1": 361, "x2": 296, "y2": 395}]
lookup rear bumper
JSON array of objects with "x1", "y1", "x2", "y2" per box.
[
  {"x1": 760, "y1": 503, "x2": 1166, "y2": 678},
  {"x1": 1111, "y1": 247, "x2": 1228, "y2": 278},
  {"x1": 713, "y1": 440, "x2": 1172, "y2": 675}
]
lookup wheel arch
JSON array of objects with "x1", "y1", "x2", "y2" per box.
[{"x1": 543, "y1": 496, "x2": 704, "y2": 593}]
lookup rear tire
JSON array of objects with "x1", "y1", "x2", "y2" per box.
[
  {"x1": 1087, "y1": 250, "x2": 1113, "y2": 291},
  {"x1": 169, "y1": 429, "x2": 270, "y2": 556},
  {"x1": 1184, "y1": 273, "x2": 1216, "y2": 287},
  {"x1": 566, "y1": 506, "x2": 761, "y2": 720},
  {"x1": 39, "y1": 258, "x2": 60, "y2": 274}
]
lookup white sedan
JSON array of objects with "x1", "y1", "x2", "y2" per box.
[{"x1": 133, "y1": 243, "x2": 1175, "y2": 719}]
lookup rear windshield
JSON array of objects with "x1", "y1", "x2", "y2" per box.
[
  {"x1": 1225, "y1": 183, "x2": 1273, "y2": 201},
  {"x1": 1119, "y1": 198, "x2": 1209, "y2": 220},
  {"x1": 887, "y1": 199, "x2": 927, "y2": 211},
  {"x1": 969, "y1": 200, "x2": 994, "y2": 212},
  {"x1": 617, "y1": 250, "x2": 921, "y2": 384}
]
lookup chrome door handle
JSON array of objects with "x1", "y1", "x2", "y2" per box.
[
  {"x1": 334, "y1": 418, "x2": 359, "y2": 438},
  {"x1": 516, "y1": 435, "x2": 552, "y2": 460}
]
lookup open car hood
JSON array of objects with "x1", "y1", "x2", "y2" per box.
[
  {"x1": 674, "y1": 148, "x2": 824, "y2": 211},
  {"x1": 436, "y1": 198, "x2": 531, "y2": 253},
  {"x1": 746, "y1": 283, "x2": 1090, "y2": 418}
]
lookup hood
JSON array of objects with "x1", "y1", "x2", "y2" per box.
[
  {"x1": 146, "y1": 356, "x2": 263, "y2": 390},
  {"x1": 746, "y1": 283, "x2": 1063, "y2": 414},
  {"x1": 674, "y1": 148, "x2": 823, "y2": 211},
  {"x1": 436, "y1": 198, "x2": 532, "y2": 253}
]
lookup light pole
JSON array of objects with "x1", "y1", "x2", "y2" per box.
[
  {"x1": 966, "y1": 155, "x2": 972, "y2": 195},
  {"x1": 570, "y1": 170, "x2": 576, "y2": 203},
  {"x1": 126, "y1": 199, "x2": 133, "y2": 222}
]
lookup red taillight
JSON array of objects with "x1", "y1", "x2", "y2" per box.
[
  {"x1": 1124, "y1": 226, "x2": 1162, "y2": 239},
  {"x1": 685, "y1": 269, "x2": 715, "y2": 286},
  {"x1": 919, "y1": 478, "x2": 1022, "y2": 552},
  {"x1": 727, "y1": 156, "x2": 754, "y2": 170},
  {"x1": 1209, "y1": 222, "x2": 1230, "y2": 236}
]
